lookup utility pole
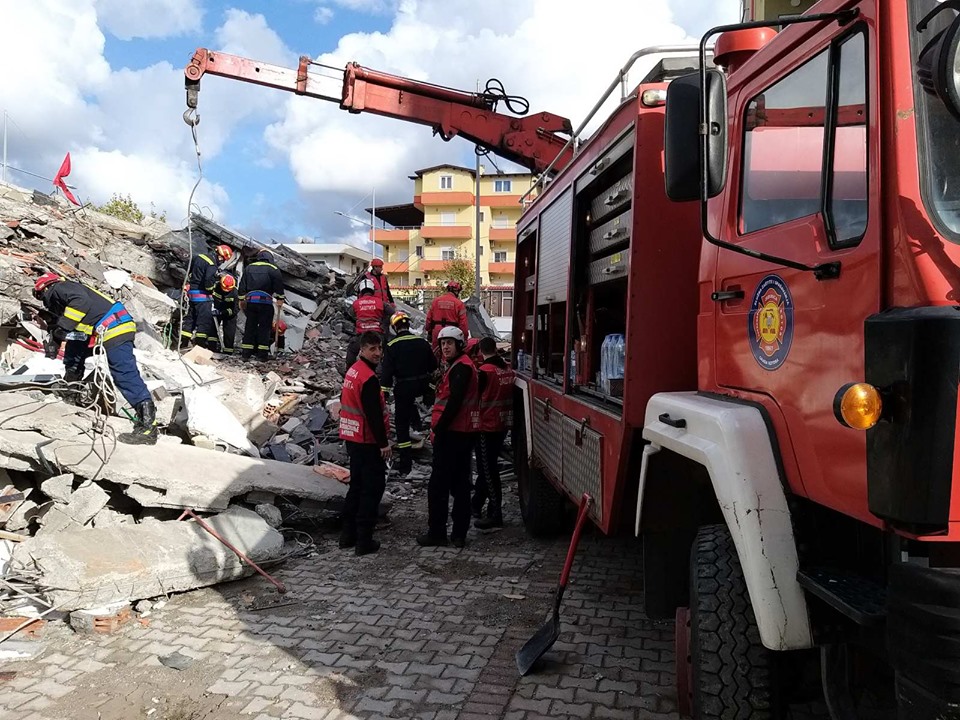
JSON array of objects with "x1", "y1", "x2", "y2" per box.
[
  {"x1": 2, "y1": 111, "x2": 7, "y2": 185},
  {"x1": 370, "y1": 186, "x2": 376, "y2": 264},
  {"x1": 474, "y1": 149, "x2": 482, "y2": 299}
]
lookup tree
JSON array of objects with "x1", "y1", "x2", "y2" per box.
[
  {"x1": 435, "y1": 254, "x2": 476, "y2": 297},
  {"x1": 95, "y1": 194, "x2": 167, "y2": 224}
]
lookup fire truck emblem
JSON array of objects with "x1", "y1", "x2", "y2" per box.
[{"x1": 748, "y1": 274, "x2": 794, "y2": 370}]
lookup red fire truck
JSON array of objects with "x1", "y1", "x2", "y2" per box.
[{"x1": 513, "y1": 0, "x2": 960, "y2": 717}]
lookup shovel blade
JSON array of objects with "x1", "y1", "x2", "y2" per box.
[{"x1": 515, "y1": 616, "x2": 560, "y2": 676}]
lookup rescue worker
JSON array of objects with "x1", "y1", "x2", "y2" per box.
[
  {"x1": 345, "y1": 279, "x2": 385, "y2": 370},
  {"x1": 239, "y1": 248, "x2": 285, "y2": 361},
  {"x1": 33, "y1": 273, "x2": 158, "y2": 445},
  {"x1": 211, "y1": 273, "x2": 238, "y2": 354},
  {"x1": 417, "y1": 326, "x2": 479, "y2": 549},
  {"x1": 272, "y1": 319, "x2": 287, "y2": 352},
  {"x1": 339, "y1": 331, "x2": 392, "y2": 556},
  {"x1": 364, "y1": 258, "x2": 394, "y2": 305},
  {"x1": 182, "y1": 244, "x2": 233, "y2": 350},
  {"x1": 472, "y1": 336, "x2": 514, "y2": 528},
  {"x1": 379, "y1": 311, "x2": 436, "y2": 476},
  {"x1": 425, "y1": 280, "x2": 469, "y2": 355}
]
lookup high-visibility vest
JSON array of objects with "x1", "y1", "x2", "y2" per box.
[
  {"x1": 431, "y1": 353, "x2": 480, "y2": 433},
  {"x1": 354, "y1": 295, "x2": 385, "y2": 334},
  {"x1": 364, "y1": 271, "x2": 391, "y2": 304},
  {"x1": 339, "y1": 360, "x2": 390, "y2": 444},
  {"x1": 478, "y1": 360, "x2": 514, "y2": 432}
]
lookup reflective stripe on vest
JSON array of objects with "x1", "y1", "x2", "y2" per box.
[
  {"x1": 478, "y1": 361, "x2": 514, "y2": 432},
  {"x1": 339, "y1": 360, "x2": 390, "y2": 444},
  {"x1": 188, "y1": 289, "x2": 212, "y2": 302},
  {"x1": 431, "y1": 353, "x2": 480, "y2": 433},
  {"x1": 96, "y1": 302, "x2": 136, "y2": 342},
  {"x1": 245, "y1": 290, "x2": 273, "y2": 304}
]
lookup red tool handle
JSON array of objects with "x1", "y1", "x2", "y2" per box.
[{"x1": 558, "y1": 493, "x2": 593, "y2": 590}]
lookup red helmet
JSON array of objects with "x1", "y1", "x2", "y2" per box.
[
  {"x1": 465, "y1": 338, "x2": 481, "y2": 357},
  {"x1": 219, "y1": 274, "x2": 236, "y2": 293},
  {"x1": 33, "y1": 272, "x2": 62, "y2": 297},
  {"x1": 214, "y1": 244, "x2": 233, "y2": 262},
  {"x1": 446, "y1": 280, "x2": 462, "y2": 294},
  {"x1": 272, "y1": 320, "x2": 287, "y2": 334},
  {"x1": 371, "y1": 258, "x2": 384, "y2": 268}
]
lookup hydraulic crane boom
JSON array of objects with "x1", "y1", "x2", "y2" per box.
[{"x1": 184, "y1": 49, "x2": 575, "y2": 174}]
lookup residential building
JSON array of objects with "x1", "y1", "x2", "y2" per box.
[
  {"x1": 370, "y1": 164, "x2": 534, "y2": 296},
  {"x1": 282, "y1": 243, "x2": 372, "y2": 275},
  {"x1": 742, "y1": 0, "x2": 817, "y2": 21}
]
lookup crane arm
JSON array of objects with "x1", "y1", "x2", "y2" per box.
[{"x1": 184, "y1": 48, "x2": 574, "y2": 174}]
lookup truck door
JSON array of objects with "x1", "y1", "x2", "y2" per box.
[{"x1": 713, "y1": 26, "x2": 880, "y2": 517}]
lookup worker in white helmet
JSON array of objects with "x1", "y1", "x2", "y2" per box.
[{"x1": 345, "y1": 278, "x2": 386, "y2": 370}]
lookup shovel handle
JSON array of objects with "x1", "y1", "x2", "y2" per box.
[{"x1": 558, "y1": 493, "x2": 593, "y2": 590}]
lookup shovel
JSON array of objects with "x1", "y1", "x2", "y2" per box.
[{"x1": 516, "y1": 492, "x2": 593, "y2": 676}]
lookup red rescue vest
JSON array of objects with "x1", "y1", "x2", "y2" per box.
[
  {"x1": 431, "y1": 353, "x2": 480, "y2": 433},
  {"x1": 339, "y1": 360, "x2": 390, "y2": 444},
  {"x1": 364, "y1": 271, "x2": 391, "y2": 304},
  {"x1": 428, "y1": 292, "x2": 467, "y2": 346},
  {"x1": 353, "y1": 295, "x2": 385, "y2": 334},
  {"x1": 478, "y1": 360, "x2": 514, "y2": 432}
]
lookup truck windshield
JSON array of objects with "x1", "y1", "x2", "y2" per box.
[{"x1": 911, "y1": 0, "x2": 960, "y2": 240}]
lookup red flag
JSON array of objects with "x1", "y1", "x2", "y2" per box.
[{"x1": 52, "y1": 153, "x2": 79, "y2": 206}]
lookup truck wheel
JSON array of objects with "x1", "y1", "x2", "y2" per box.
[
  {"x1": 514, "y1": 423, "x2": 565, "y2": 537},
  {"x1": 690, "y1": 524, "x2": 781, "y2": 719}
]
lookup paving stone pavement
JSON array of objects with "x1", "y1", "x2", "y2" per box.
[{"x1": 0, "y1": 480, "x2": 831, "y2": 720}]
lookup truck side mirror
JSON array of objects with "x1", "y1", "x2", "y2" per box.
[
  {"x1": 664, "y1": 70, "x2": 727, "y2": 202},
  {"x1": 917, "y1": 9, "x2": 960, "y2": 120}
]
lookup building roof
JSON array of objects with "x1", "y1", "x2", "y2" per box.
[
  {"x1": 365, "y1": 202, "x2": 424, "y2": 228},
  {"x1": 281, "y1": 243, "x2": 373, "y2": 262},
  {"x1": 407, "y1": 163, "x2": 532, "y2": 179}
]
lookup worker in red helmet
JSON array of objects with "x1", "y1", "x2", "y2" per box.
[
  {"x1": 33, "y1": 273, "x2": 158, "y2": 444},
  {"x1": 272, "y1": 318, "x2": 287, "y2": 352},
  {"x1": 425, "y1": 280, "x2": 469, "y2": 356},
  {"x1": 182, "y1": 244, "x2": 233, "y2": 351},
  {"x1": 363, "y1": 257, "x2": 394, "y2": 306},
  {"x1": 211, "y1": 273, "x2": 238, "y2": 354}
]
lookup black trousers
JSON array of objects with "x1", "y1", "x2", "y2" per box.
[
  {"x1": 394, "y1": 379, "x2": 428, "y2": 448},
  {"x1": 213, "y1": 313, "x2": 237, "y2": 353},
  {"x1": 241, "y1": 303, "x2": 273, "y2": 359},
  {"x1": 182, "y1": 301, "x2": 215, "y2": 348},
  {"x1": 473, "y1": 430, "x2": 507, "y2": 517},
  {"x1": 343, "y1": 442, "x2": 387, "y2": 542},
  {"x1": 428, "y1": 431, "x2": 476, "y2": 541}
]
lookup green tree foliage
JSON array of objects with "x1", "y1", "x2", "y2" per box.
[
  {"x1": 95, "y1": 194, "x2": 167, "y2": 224},
  {"x1": 436, "y1": 254, "x2": 476, "y2": 297}
]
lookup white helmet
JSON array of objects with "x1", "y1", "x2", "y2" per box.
[
  {"x1": 437, "y1": 326, "x2": 465, "y2": 346},
  {"x1": 358, "y1": 278, "x2": 375, "y2": 294}
]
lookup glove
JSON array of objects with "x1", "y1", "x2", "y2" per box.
[
  {"x1": 211, "y1": 307, "x2": 221, "y2": 317},
  {"x1": 43, "y1": 337, "x2": 59, "y2": 359}
]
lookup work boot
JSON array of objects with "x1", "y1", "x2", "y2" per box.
[
  {"x1": 355, "y1": 538, "x2": 380, "y2": 557},
  {"x1": 118, "y1": 399, "x2": 158, "y2": 446},
  {"x1": 416, "y1": 533, "x2": 448, "y2": 547},
  {"x1": 393, "y1": 448, "x2": 412, "y2": 477},
  {"x1": 339, "y1": 533, "x2": 356, "y2": 549},
  {"x1": 474, "y1": 512, "x2": 503, "y2": 530},
  {"x1": 451, "y1": 536, "x2": 466, "y2": 549}
]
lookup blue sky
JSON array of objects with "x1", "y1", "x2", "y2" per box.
[{"x1": 1, "y1": 0, "x2": 739, "y2": 247}]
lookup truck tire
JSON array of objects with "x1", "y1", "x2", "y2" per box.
[
  {"x1": 514, "y1": 421, "x2": 565, "y2": 537},
  {"x1": 690, "y1": 524, "x2": 781, "y2": 719}
]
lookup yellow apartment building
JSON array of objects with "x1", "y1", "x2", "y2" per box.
[
  {"x1": 370, "y1": 164, "x2": 535, "y2": 293},
  {"x1": 742, "y1": 0, "x2": 817, "y2": 20}
]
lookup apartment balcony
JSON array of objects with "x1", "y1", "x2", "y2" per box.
[
  {"x1": 489, "y1": 226, "x2": 517, "y2": 241},
  {"x1": 487, "y1": 262, "x2": 515, "y2": 275},
  {"x1": 419, "y1": 260, "x2": 452, "y2": 272},
  {"x1": 484, "y1": 193, "x2": 524, "y2": 209},
  {"x1": 383, "y1": 261, "x2": 410, "y2": 274},
  {"x1": 420, "y1": 224, "x2": 472, "y2": 240},
  {"x1": 373, "y1": 227, "x2": 414, "y2": 243},
  {"x1": 414, "y1": 191, "x2": 475, "y2": 208}
]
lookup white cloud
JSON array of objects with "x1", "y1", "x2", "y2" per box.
[
  {"x1": 94, "y1": 0, "x2": 203, "y2": 40},
  {"x1": 265, "y1": 0, "x2": 741, "y2": 208},
  {"x1": 314, "y1": 6, "x2": 335, "y2": 24},
  {"x1": 325, "y1": 0, "x2": 395, "y2": 13}
]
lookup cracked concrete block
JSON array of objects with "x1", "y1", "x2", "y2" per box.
[
  {"x1": 254, "y1": 504, "x2": 282, "y2": 528},
  {"x1": 60, "y1": 482, "x2": 109, "y2": 525},
  {"x1": 13, "y1": 506, "x2": 284, "y2": 611},
  {"x1": 40, "y1": 474, "x2": 75, "y2": 504}
]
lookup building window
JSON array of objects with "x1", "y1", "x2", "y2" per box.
[
  {"x1": 440, "y1": 212, "x2": 456, "y2": 225},
  {"x1": 415, "y1": 277, "x2": 422, "y2": 286},
  {"x1": 494, "y1": 251, "x2": 508, "y2": 263},
  {"x1": 479, "y1": 211, "x2": 485, "y2": 222},
  {"x1": 478, "y1": 246, "x2": 483, "y2": 256},
  {"x1": 494, "y1": 179, "x2": 512, "y2": 193},
  {"x1": 492, "y1": 215, "x2": 510, "y2": 228},
  {"x1": 441, "y1": 248, "x2": 455, "y2": 261},
  {"x1": 415, "y1": 245, "x2": 423, "y2": 258},
  {"x1": 440, "y1": 175, "x2": 453, "y2": 189}
]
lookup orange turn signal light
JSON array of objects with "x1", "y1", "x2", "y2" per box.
[{"x1": 833, "y1": 383, "x2": 883, "y2": 430}]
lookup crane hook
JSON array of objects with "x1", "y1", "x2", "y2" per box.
[{"x1": 183, "y1": 108, "x2": 200, "y2": 127}]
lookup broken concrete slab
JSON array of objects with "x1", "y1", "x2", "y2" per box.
[
  {"x1": 39, "y1": 474, "x2": 74, "y2": 504},
  {"x1": 13, "y1": 506, "x2": 284, "y2": 611},
  {"x1": 59, "y1": 482, "x2": 109, "y2": 525}
]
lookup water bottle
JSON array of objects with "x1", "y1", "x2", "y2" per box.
[
  {"x1": 600, "y1": 335, "x2": 611, "y2": 392},
  {"x1": 569, "y1": 348, "x2": 577, "y2": 384},
  {"x1": 614, "y1": 334, "x2": 625, "y2": 379},
  {"x1": 516, "y1": 348, "x2": 525, "y2": 371}
]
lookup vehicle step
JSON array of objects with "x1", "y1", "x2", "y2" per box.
[{"x1": 797, "y1": 567, "x2": 887, "y2": 626}]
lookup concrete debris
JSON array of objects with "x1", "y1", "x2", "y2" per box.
[
  {"x1": 254, "y1": 503, "x2": 282, "y2": 528},
  {"x1": 13, "y1": 507, "x2": 284, "y2": 611},
  {"x1": 39, "y1": 474, "x2": 74, "y2": 504}
]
